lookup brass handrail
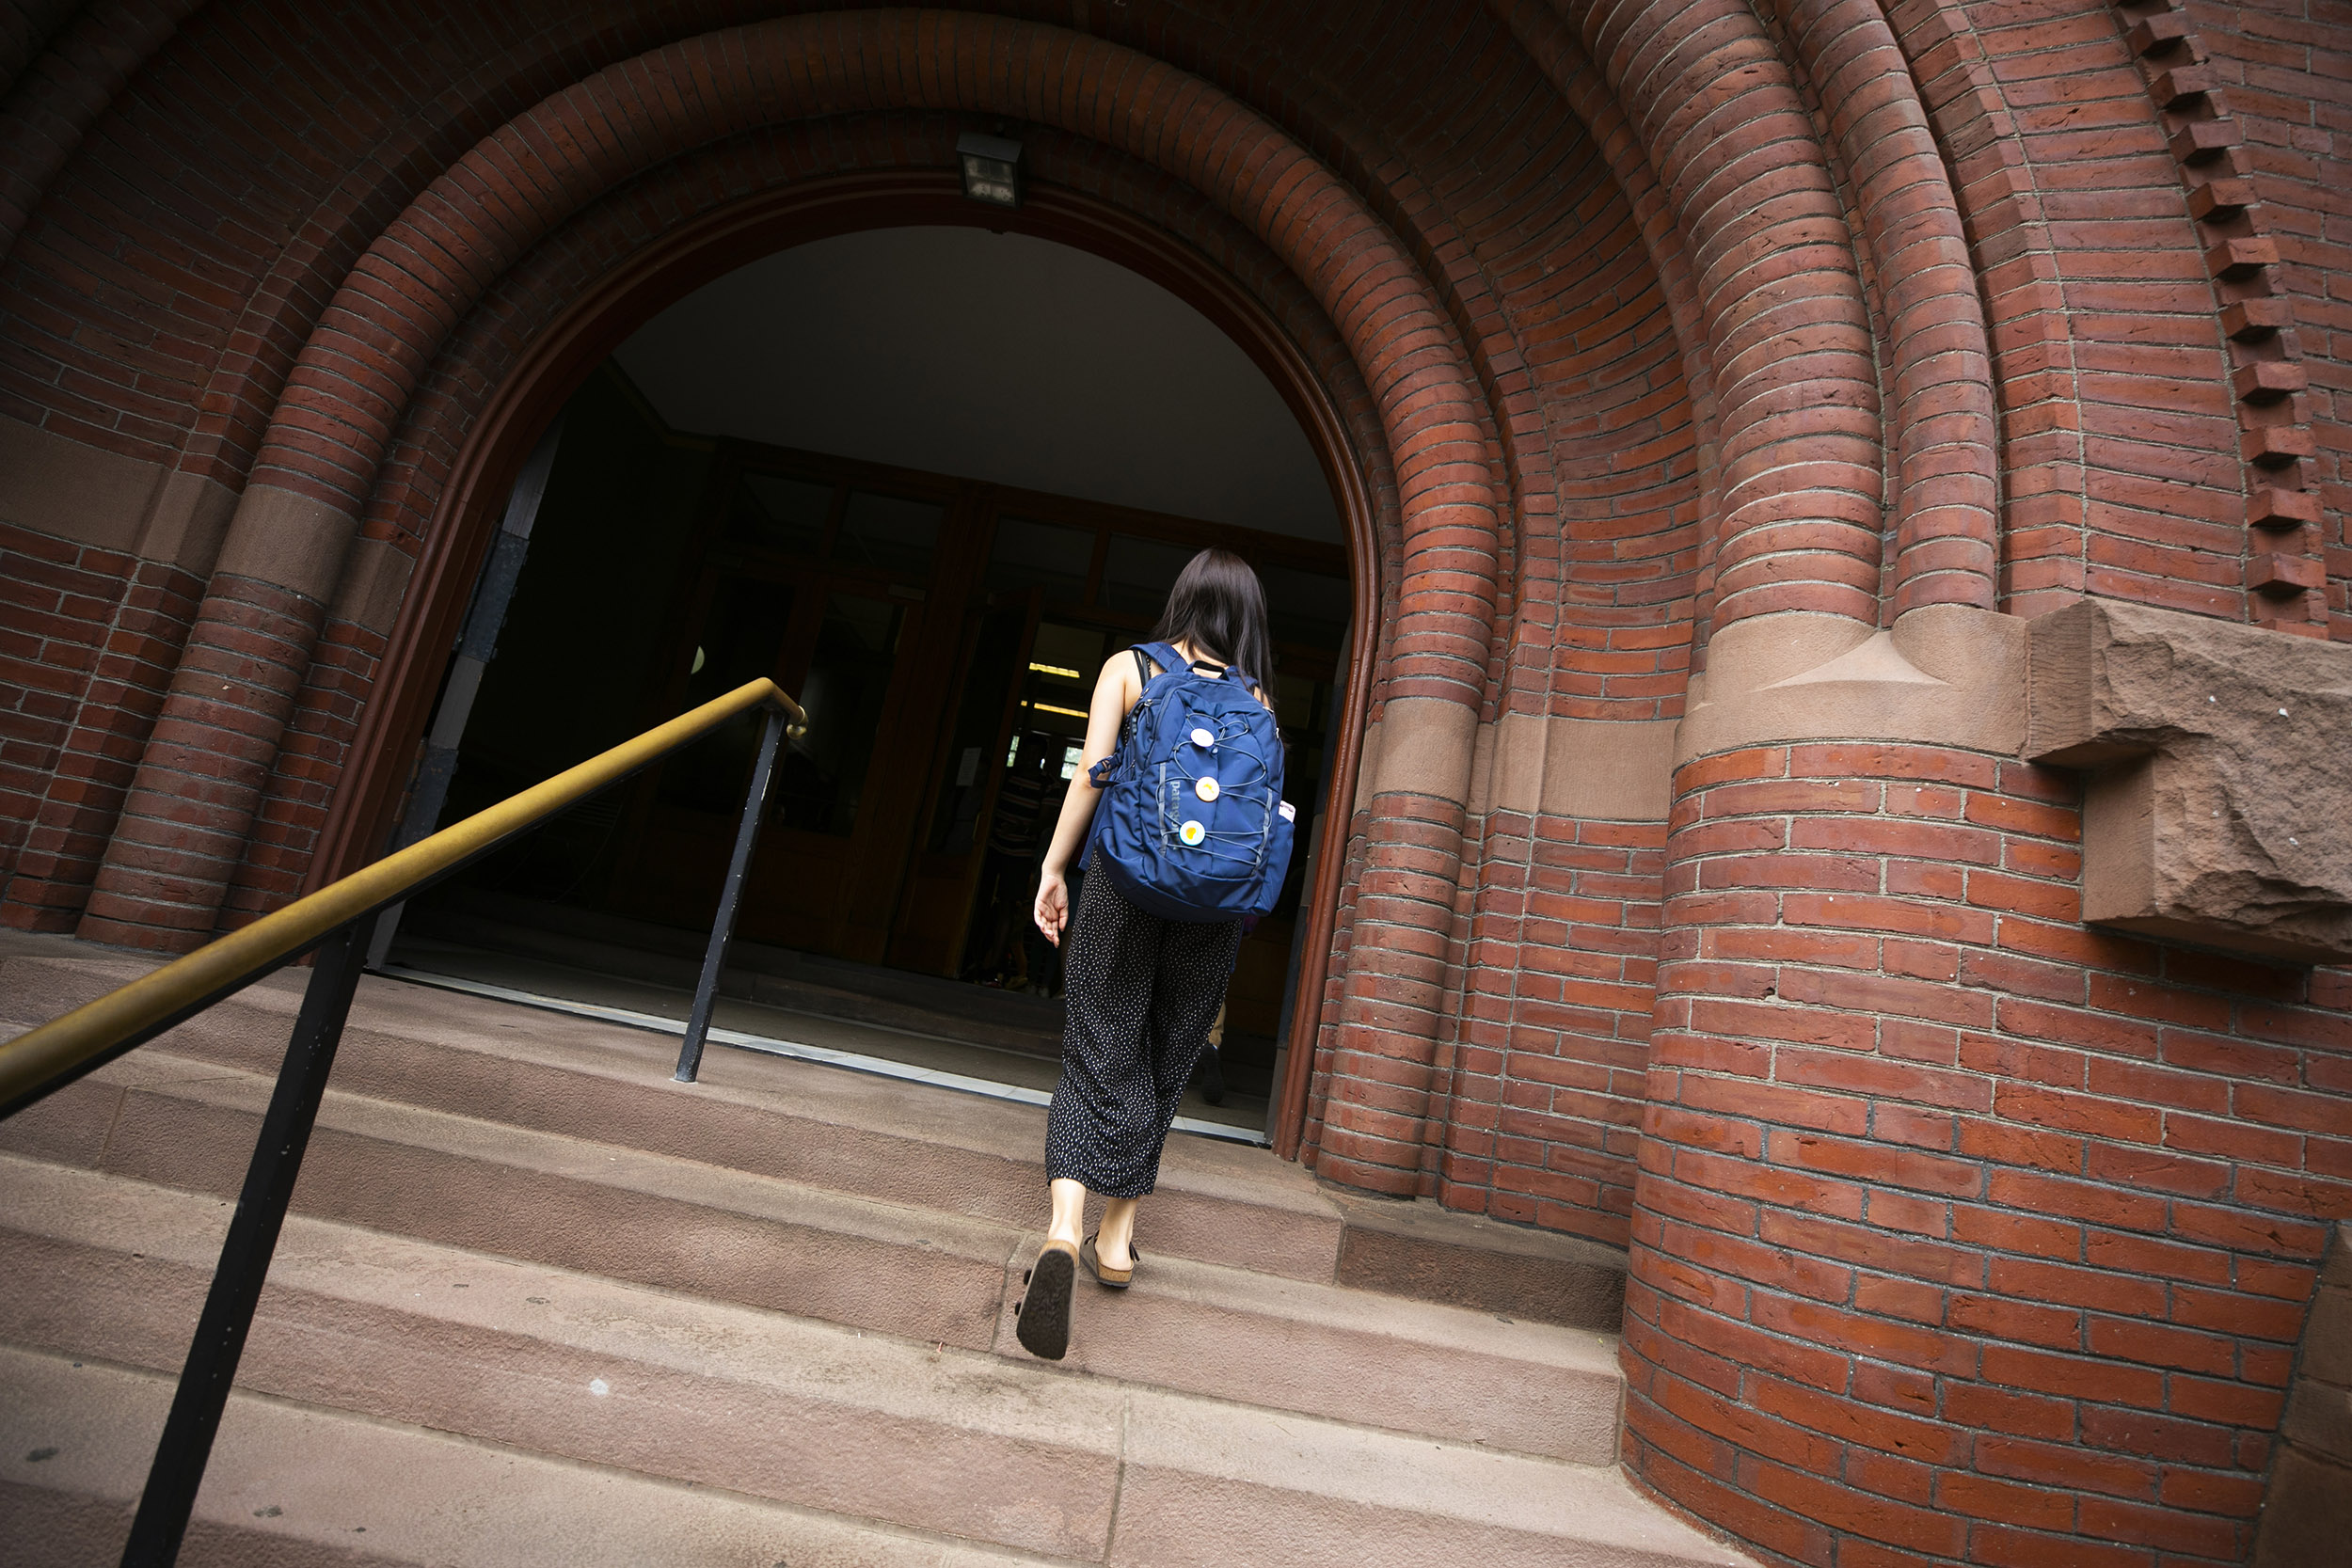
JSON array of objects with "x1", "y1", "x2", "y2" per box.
[
  {"x1": 1, "y1": 673, "x2": 803, "y2": 1568},
  {"x1": 0, "y1": 673, "x2": 803, "y2": 1118}
]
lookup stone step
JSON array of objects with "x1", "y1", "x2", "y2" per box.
[
  {"x1": 1, "y1": 951, "x2": 1343, "y2": 1284},
  {"x1": 0, "y1": 1052, "x2": 1622, "y2": 1463},
  {"x1": 2, "y1": 947, "x2": 1628, "y2": 1330},
  {"x1": 0, "y1": 1160, "x2": 1747, "y2": 1567},
  {"x1": 1, "y1": 1345, "x2": 1084, "y2": 1568}
]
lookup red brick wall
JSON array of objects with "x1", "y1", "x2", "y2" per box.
[
  {"x1": 213, "y1": 610, "x2": 386, "y2": 930},
  {"x1": 0, "y1": 526, "x2": 201, "y2": 932},
  {"x1": 1888, "y1": 0, "x2": 2344, "y2": 640},
  {"x1": 2190, "y1": 0, "x2": 2352, "y2": 641},
  {"x1": 73, "y1": 572, "x2": 328, "y2": 948},
  {"x1": 0, "y1": 522, "x2": 132, "y2": 887},
  {"x1": 1439, "y1": 808, "x2": 1667, "y2": 1247},
  {"x1": 2, "y1": 8, "x2": 2351, "y2": 1560},
  {"x1": 190, "y1": 111, "x2": 1426, "y2": 935},
  {"x1": 1310, "y1": 800, "x2": 1474, "y2": 1196},
  {"x1": 1629, "y1": 738, "x2": 2350, "y2": 1566},
  {"x1": 0, "y1": 4, "x2": 1698, "y2": 1234}
]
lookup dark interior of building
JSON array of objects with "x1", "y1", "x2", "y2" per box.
[{"x1": 384, "y1": 227, "x2": 1352, "y2": 1139}]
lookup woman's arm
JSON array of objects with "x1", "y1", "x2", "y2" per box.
[{"x1": 1032, "y1": 653, "x2": 1141, "y2": 945}]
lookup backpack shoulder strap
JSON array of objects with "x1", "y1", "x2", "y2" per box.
[{"x1": 1135, "y1": 641, "x2": 1188, "y2": 682}]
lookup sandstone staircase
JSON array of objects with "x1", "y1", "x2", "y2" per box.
[{"x1": 0, "y1": 937, "x2": 1751, "y2": 1567}]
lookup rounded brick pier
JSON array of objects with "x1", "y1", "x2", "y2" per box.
[{"x1": 1629, "y1": 739, "x2": 2334, "y2": 1565}]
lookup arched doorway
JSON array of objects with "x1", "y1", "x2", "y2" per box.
[{"x1": 316, "y1": 179, "x2": 1384, "y2": 1152}]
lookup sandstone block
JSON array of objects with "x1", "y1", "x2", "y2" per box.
[
  {"x1": 2026, "y1": 599, "x2": 2352, "y2": 963},
  {"x1": 2255, "y1": 1447, "x2": 2352, "y2": 1568},
  {"x1": 2302, "y1": 1283, "x2": 2352, "y2": 1390}
]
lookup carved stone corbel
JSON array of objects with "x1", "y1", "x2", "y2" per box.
[{"x1": 2026, "y1": 599, "x2": 2352, "y2": 963}]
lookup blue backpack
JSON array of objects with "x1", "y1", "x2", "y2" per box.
[{"x1": 1081, "y1": 641, "x2": 1295, "y2": 923}]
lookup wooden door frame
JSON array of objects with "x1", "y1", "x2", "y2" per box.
[{"x1": 314, "y1": 172, "x2": 1381, "y2": 1164}]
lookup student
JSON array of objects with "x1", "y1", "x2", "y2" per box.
[{"x1": 1015, "y1": 548, "x2": 1275, "y2": 1360}]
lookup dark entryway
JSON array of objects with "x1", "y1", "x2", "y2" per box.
[{"x1": 384, "y1": 228, "x2": 1353, "y2": 1139}]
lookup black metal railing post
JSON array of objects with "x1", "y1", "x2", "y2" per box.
[
  {"x1": 119, "y1": 911, "x2": 381, "y2": 1568},
  {"x1": 674, "y1": 705, "x2": 786, "y2": 1083}
]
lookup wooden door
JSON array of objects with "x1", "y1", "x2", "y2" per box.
[
  {"x1": 884, "y1": 589, "x2": 1041, "y2": 974},
  {"x1": 613, "y1": 460, "x2": 964, "y2": 961},
  {"x1": 739, "y1": 582, "x2": 926, "y2": 958},
  {"x1": 602, "y1": 440, "x2": 1351, "y2": 990}
]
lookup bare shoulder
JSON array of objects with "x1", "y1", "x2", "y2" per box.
[{"x1": 1094, "y1": 650, "x2": 1142, "y2": 708}]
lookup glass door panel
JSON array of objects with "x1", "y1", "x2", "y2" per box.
[
  {"x1": 655, "y1": 575, "x2": 795, "y2": 814},
  {"x1": 1259, "y1": 563, "x2": 1350, "y2": 649},
  {"x1": 727, "y1": 473, "x2": 834, "y2": 555},
  {"x1": 773, "y1": 593, "x2": 904, "y2": 837},
  {"x1": 925, "y1": 604, "x2": 1031, "y2": 855},
  {"x1": 834, "y1": 490, "x2": 944, "y2": 578},
  {"x1": 986, "y1": 516, "x2": 1093, "y2": 604},
  {"x1": 1102, "y1": 534, "x2": 1195, "y2": 616}
]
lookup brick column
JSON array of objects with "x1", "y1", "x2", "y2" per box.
[
  {"x1": 1315, "y1": 791, "x2": 1471, "y2": 1194},
  {"x1": 2, "y1": 555, "x2": 208, "y2": 932},
  {"x1": 1557, "y1": 0, "x2": 1884, "y2": 634},
  {"x1": 1626, "y1": 738, "x2": 2340, "y2": 1567},
  {"x1": 1308, "y1": 694, "x2": 1485, "y2": 1195},
  {"x1": 77, "y1": 487, "x2": 356, "y2": 950}
]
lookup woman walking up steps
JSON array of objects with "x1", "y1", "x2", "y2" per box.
[{"x1": 1013, "y1": 547, "x2": 1291, "y2": 1360}]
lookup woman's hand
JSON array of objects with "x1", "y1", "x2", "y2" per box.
[
  {"x1": 1034, "y1": 867, "x2": 1070, "y2": 946},
  {"x1": 1028, "y1": 655, "x2": 1140, "y2": 950}
]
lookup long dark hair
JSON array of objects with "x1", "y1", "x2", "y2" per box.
[{"x1": 1152, "y1": 547, "x2": 1275, "y2": 695}]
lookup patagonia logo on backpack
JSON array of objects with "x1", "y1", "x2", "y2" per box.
[{"x1": 1081, "y1": 641, "x2": 1295, "y2": 922}]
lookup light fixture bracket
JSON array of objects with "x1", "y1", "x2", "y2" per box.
[{"x1": 956, "y1": 131, "x2": 1024, "y2": 209}]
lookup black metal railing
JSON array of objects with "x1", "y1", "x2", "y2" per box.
[{"x1": 0, "y1": 676, "x2": 803, "y2": 1567}]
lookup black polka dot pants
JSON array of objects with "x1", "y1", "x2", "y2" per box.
[{"x1": 1045, "y1": 872, "x2": 1244, "y2": 1198}]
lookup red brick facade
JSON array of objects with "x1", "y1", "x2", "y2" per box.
[
  {"x1": 2, "y1": 4, "x2": 2347, "y2": 1563},
  {"x1": 1634, "y1": 738, "x2": 2345, "y2": 1564}
]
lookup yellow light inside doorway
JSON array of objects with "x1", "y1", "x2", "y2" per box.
[
  {"x1": 1025, "y1": 701, "x2": 1089, "y2": 719},
  {"x1": 1028, "y1": 662, "x2": 1081, "y2": 679}
]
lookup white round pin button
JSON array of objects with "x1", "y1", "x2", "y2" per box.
[
  {"x1": 1195, "y1": 776, "x2": 1220, "y2": 802},
  {"x1": 1179, "y1": 819, "x2": 1206, "y2": 846},
  {"x1": 1190, "y1": 727, "x2": 1215, "y2": 748}
]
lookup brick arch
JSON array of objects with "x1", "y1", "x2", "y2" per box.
[
  {"x1": 0, "y1": 0, "x2": 813, "y2": 940},
  {"x1": 2, "y1": 0, "x2": 1672, "y2": 671},
  {"x1": 0, "y1": 0, "x2": 204, "y2": 270},
  {"x1": 1560, "y1": 0, "x2": 1884, "y2": 636},
  {"x1": 1888, "y1": 0, "x2": 2254, "y2": 627},
  {"x1": 1757, "y1": 0, "x2": 1999, "y2": 621},
  {"x1": 1484, "y1": 0, "x2": 1723, "y2": 660},
  {"x1": 279, "y1": 125, "x2": 1403, "y2": 964},
  {"x1": 77, "y1": 9, "x2": 1504, "y2": 1193},
  {"x1": 1884, "y1": 0, "x2": 2091, "y2": 621},
  {"x1": 1503, "y1": 0, "x2": 1998, "y2": 658},
  {"x1": 228, "y1": 11, "x2": 1493, "y2": 679},
  {"x1": 170, "y1": 0, "x2": 873, "y2": 498},
  {"x1": 339, "y1": 153, "x2": 1406, "y2": 1171}
]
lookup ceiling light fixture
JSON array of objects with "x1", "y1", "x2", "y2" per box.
[{"x1": 956, "y1": 131, "x2": 1023, "y2": 208}]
